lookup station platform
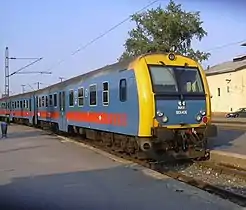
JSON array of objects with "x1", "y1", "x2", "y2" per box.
[
  {"x1": 207, "y1": 117, "x2": 246, "y2": 169},
  {"x1": 0, "y1": 124, "x2": 241, "y2": 210}
]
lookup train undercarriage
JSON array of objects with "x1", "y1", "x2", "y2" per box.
[{"x1": 1, "y1": 115, "x2": 217, "y2": 162}]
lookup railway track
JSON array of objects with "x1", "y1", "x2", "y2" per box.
[{"x1": 12, "y1": 123, "x2": 246, "y2": 207}]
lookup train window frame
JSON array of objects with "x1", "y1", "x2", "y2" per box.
[
  {"x1": 17, "y1": 101, "x2": 20, "y2": 109},
  {"x1": 102, "y1": 81, "x2": 109, "y2": 106},
  {"x1": 14, "y1": 101, "x2": 16, "y2": 109},
  {"x1": 119, "y1": 79, "x2": 127, "y2": 102},
  {"x1": 26, "y1": 99, "x2": 29, "y2": 109},
  {"x1": 78, "y1": 87, "x2": 84, "y2": 107},
  {"x1": 69, "y1": 89, "x2": 74, "y2": 107},
  {"x1": 89, "y1": 84, "x2": 97, "y2": 106},
  {"x1": 20, "y1": 100, "x2": 23, "y2": 109},
  {"x1": 53, "y1": 93, "x2": 58, "y2": 108},
  {"x1": 23, "y1": 100, "x2": 26, "y2": 109}
]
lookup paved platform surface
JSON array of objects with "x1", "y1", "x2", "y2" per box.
[
  {"x1": 208, "y1": 126, "x2": 246, "y2": 155},
  {"x1": 0, "y1": 124, "x2": 243, "y2": 210}
]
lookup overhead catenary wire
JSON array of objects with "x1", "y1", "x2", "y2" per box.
[
  {"x1": 45, "y1": 0, "x2": 245, "y2": 72},
  {"x1": 205, "y1": 39, "x2": 246, "y2": 52},
  {"x1": 46, "y1": 0, "x2": 160, "y2": 72}
]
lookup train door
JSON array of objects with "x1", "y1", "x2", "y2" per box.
[
  {"x1": 33, "y1": 95, "x2": 38, "y2": 125},
  {"x1": 59, "y1": 91, "x2": 67, "y2": 131},
  {"x1": 20, "y1": 100, "x2": 23, "y2": 118}
]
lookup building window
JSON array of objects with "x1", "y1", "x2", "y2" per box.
[
  {"x1": 227, "y1": 86, "x2": 230, "y2": 93},
  {"x1": 78, "y1": 87, "x2": 84, "y2": 106},
  {"x1": 69, "y1": 90, "x2": 74, "y2": 106},
  {"x1": 54, "y1": 93, "x2": 57, "y2": 107},
  {"x1": 119, "y1": 79, "x2": 127, "y2": 102},
  {"x1": 89, "y1": 84, "x2": 97, "y2": 106},
  {"x1": 217, "y1": 88, "x2": 220, "y2": 96},
  {"x1": 102, "y1": 82, "x2": 109, "y2": 106}
]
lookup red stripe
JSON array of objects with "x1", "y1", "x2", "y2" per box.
[
  {"x1": 66, "y1": 111, "x2": 127, "y2": 126},
  {"x1": 0, "y1": 109, "x2": 128, "y2": 126}
]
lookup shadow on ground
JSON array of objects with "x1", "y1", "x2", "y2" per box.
[{"x1": 0, "y1": 165, "x2": 237, "y2": 210}]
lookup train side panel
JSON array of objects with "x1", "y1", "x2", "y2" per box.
[{"x1": 64, "y1": 69, "x2": 139, "y2": 136}]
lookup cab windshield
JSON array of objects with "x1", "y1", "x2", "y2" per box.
[{"x1": 148, "y1": 65, "x2": 204, "y2": 94}]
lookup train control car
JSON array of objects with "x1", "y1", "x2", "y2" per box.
[{"x1": 0, "y1": 52, "x2": 217, "y2": 161}]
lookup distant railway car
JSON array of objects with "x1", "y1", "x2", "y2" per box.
[{"x1": 0, "y1": 52, "x2": 217, "y2": 161}]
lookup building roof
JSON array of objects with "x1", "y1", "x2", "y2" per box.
[{"x1": 205, "y1": 54, "x2": 246, "y2": 76}]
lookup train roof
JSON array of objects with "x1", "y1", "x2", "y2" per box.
[
  {"x1": 1, "y1": 56, "x2": 136, "y2": 100},
  {"x1": 1, "y1": 51, "x2": 196, "y2": 101}
]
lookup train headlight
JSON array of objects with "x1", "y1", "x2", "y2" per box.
[
  {"x1": 157, "y1": 110, "x2": 164, "y2": 117},
  {"x1": 196, "y1": 114, "x2": 202, "y2": 122},
  {"x1": 162, "y1": 115, "x2": 168, "y2": 123},
  {"x1": 168, "y1": 53, "x2": 176, "y2": 61},
  {"x1": 200, "y1": 110, "x2": 206, "y2": 116}
]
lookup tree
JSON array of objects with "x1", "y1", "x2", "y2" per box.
[{"x1": 119, "y1": 0, "x2": 210, "y2": 63}]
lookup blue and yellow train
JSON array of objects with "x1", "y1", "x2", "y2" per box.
[{"x1": 0, "y1": 52, "x2": 217, "y2": 161}]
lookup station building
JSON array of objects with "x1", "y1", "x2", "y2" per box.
[{"x1": 206, "y1": 54, "x2": 246, "y2": 114}]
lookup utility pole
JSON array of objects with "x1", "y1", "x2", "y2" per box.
[
  {"x1": 35, "y1": 82, "x2": 41, "y2": 90},
  {"x1": 4, "y1": 47, "x2": 49, "y2": 96},
  {"x1": 59, "y1": 77, "x2": 65, "y2": 82},
  {"x1": 5, "y1": 47, "x2": 9, "y2": 97},
  {"x1": 33, "y1": 82, "x2": 45, "y2": 90},
  {"x1": 21, "y1": 84, "x2": 25, "y2": 93}
]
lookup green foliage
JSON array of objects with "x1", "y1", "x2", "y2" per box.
[{"x1": 119, "y1": 0, "x2": 210, "y2": 63}]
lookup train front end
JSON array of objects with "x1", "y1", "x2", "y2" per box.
[{"x1": 135, "y1": 52, "x2": 217, "y2": 160}]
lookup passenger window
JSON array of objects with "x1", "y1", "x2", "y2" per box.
[
  {"x1": 45, "y1": 96, "x2": 48, "y2": 107},
  {"x1": 69, "y1": 90, "x2": 74, "y2": 106},
  {"x1": 29, "y1": 99, "x2": 31, "y2": 111},
  {"x1": 26, "y1": 100, "x2": 29, "y2": 109},
  {"x1": 54, "y1": 93, "x2": 57, "y2": 107},
  {"x1": 59, "y1": 92, "x2": 62, "y2": 110},
  {"x1": 20, "y1": 101, "x2": 23, "y2": 109},
  {"x1": 41, "y1": 96, "x2": 44, "y2": 107},
  {"x1": 49, "y1": 95, "x2": 53, "y2": 106},
  {"x1": 102, "y1": 82, "x2": 109, "y2": 106},
  {"x1": 39, "y1": 97, "x2": 41, "y2": 108},
  {"x1": 78, "y1": 88, "x2": 84, "y2": 106},
  {"x1": 119, "y1": 79, "x2": 127, "y2": 102},
  {"x1": 89, "y1": 84, "x2": 97, "y2": 106},
  {"x1": 17, "y1": 101, "x2": 20, "y2": 108},
  {"x1": 23, "y1": 100, "x2": 26, "y2": 109}
]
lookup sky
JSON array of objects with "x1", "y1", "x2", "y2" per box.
[{"x1": 1, "y1": 0, "x2": 246, "y2": 95}]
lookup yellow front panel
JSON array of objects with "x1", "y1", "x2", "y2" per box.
[{"x1": 131, "y1": 53, "x2": 212, "y2": 136}]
